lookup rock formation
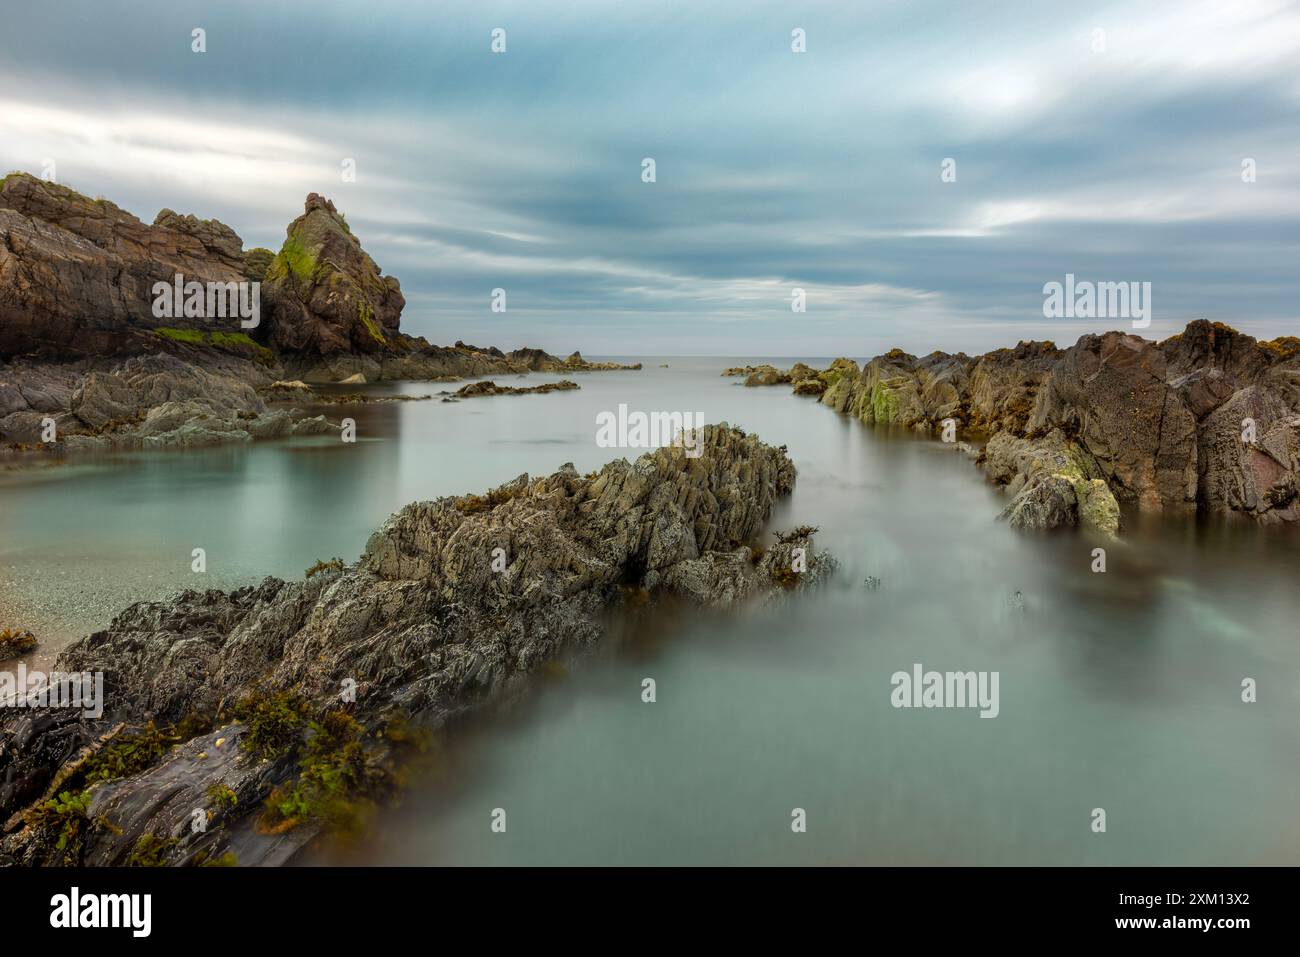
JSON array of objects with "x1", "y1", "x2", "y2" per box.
[
  {"x1": 502, "y1": 348, "x2": 641, "y2": 373},
  {"x1": 442, "y1": 379, "x2": 579, "y2": 400},
  {"x1": 259, "y1": 193, "x2": 403, "y2": 357},
  {"x1": 0, "y1": 426, "x2": 832, "y2": 866},
  {"x1": 0, "y1": 174, "x2": 252, "y2": 358},
  {"x1": 786, "y1": 322, "x2": 1300, "y2": 532},
  {"x1": 0, "y1": 175, "x2": 639, "y2": 455}
]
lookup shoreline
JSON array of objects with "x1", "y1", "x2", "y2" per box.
[{"x1": 728, "y1": 320, "x2": 1300, "y2": 533}]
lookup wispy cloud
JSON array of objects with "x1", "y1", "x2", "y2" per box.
[{"x1": 1, "y1": 0, "x2": 1297, "y2": 356}]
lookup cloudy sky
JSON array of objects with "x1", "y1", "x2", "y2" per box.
[{"x1": 2, "y1": 0, "x2": 1298, "y2": 356}]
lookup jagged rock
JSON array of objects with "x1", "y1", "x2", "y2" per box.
[
  {"x1": 70, "y1": 354, "x2": 266, "y2": 430},
  {"x1": 142, "y1": 423, "x2": 252, "y2": 449},
  {"x1": 447, "y1": 379, "x2": 579, "y2": 398},
  {"x1": 241, "y1": 247, "x2": 276, "y2": 282},
  {"x1": 260, "y1": 193, "x2": 404, "y2": 356},
  {"x1": 504, "y1": 347, "x2": 640, "y2": 373},
  {"x1": 966, "y1": 341, "x2": 1061, "y2": 433},
  {"x1": 291, "y1": 415, "x2": 339, "y2": 436},
  {"x1": 1, "y1": 176, "x2": 637, "y2": 417},
  {"x1": 1029, "y1": 331, "x2": 1198, "y2": 511},
  {"x1": 792, "y1": 378, "x2": 825, "y2": 396},
  {"x1": 246, "y1": 410, "x2": 295, "y2": 440},
  {"x1": 1198, "y1": 388, "x2": 1300, "y2": 519},
  {"x1": 744, "y1": 365, "x2": 790, "y2": 387},
  {"x1": 0, "y1": 425, "x2": 828, "y2": 866},
  {"x1": 797, "y1": 320, "x2": 1300, "y2": 528},
  {"x1": 0, "y1": 174, "x2": 250, "y2": 358}
]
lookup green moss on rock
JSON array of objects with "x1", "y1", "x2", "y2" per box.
[
  {"x1": 154, "y1": 328, "x2": 274, "y2": 365},
  {"x1": 268, "y1": 232, "x2": 317, "y2": 282},
  {"x1": 357, "y1": 302, "x2": 386, "y2": 345},
  {"x1": 127, "y1": 833, "x2": 178, "y2": 867},
  {"x1": 234, "y1": 689, "x2": 308, "y2": 761}
]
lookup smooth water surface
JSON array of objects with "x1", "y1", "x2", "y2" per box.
[{"x1": 2, "y1": 359, "x2": 1296, "y2": 865}]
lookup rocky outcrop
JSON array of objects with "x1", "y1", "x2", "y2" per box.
[
  {"x1": 724, "y1": 362, "x2": 832, "y2": 394},
  {"x1": 0, "y1": 426, "x2": 831, "y2": 866},
  {"x1": 789, "y1": 321, "x2": 1300, "y2": 531},
  {"x1": 442, "y1": 379, "x2": 578, "y2": 400},
  {"x1": 0, "y1": 178, "x2": 640, "y2": 456},
  {"x1": 980, "y1": 430, "x2": 1120, "y2": 536},
  {"x1": 0, "y1": 350, "x2": 340, "y2": 452},
  {"x1": 0, "y1": 174, "x2": 251, "y2": 358},
  {"x1": 504, "y1": 348, "x2": 640, "y2": 373},
  {"x1": 259, "y1": 193, "x2": 403, "y2": 356}
]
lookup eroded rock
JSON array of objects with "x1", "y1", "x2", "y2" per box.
[
  {"x1": 0, "y1": 426, "x2": 830, "y2": 866},
  {"x1": 794, "y1": 320, "x2": 1300, "y2": 529}
]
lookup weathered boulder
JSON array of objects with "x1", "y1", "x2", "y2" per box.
[
  {"x1": 1029, "y1": 331, "x2": 1198, "y2": 511},
  {"x1": 744, "y1": 365, "x2": 790, "y2": 387},
  {"x1": 984, "y1": 430, "x2": 1120, "y2": 536}
]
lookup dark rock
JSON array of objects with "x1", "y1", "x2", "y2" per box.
[
  {"x1": 0, "y1": 425, "x2": 829, "y2": 866},
  {"x1": 799, "y1": 320, "x2": 1300, "y2": 528},
  {"x1": 0, "y1": 174, "x2": 250, "y2": 358},
  {"x1": 260, "y1": 193, "x2": 404, "y2": 356}
]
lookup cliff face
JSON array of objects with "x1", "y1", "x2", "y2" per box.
[
  {"x1": 0, "y1": 174, "x2": 258, "y2": 358},
  {"x1": 788, "y1": 321, "x2": 1300, "y2": 530},
  {"x1": 0, "y1": 173, "x2": 639, "y2": 375},
  {"x1": 0, "y1": 426, "x2": 831, "y2": 866},
  {"x1": 0, "y1": 176, "x2": 412, "y2": 364}
]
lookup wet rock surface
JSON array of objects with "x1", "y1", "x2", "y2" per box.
[
  {"x1": 441, "y1": 379, "x2": 579, "y2": 400},
  {"x1": 0, "y1": 426, "x2": 831, "y2": 866}
]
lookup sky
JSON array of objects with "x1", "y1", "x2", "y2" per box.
[{"x1": 1, "y1": 0, "x2": 1298, "y2": 357}]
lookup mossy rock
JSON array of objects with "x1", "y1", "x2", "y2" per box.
[
  {"x1": 154, "y1": 328, "x2": 275, "y2": 365},
  {"x1": 0, "y1": 628, "x2": 37, "y2": 660}
]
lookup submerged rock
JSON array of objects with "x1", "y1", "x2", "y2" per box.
[
  {"x1": 0, "y1": 629, "x2": 37, "y2": 661},
  {"x1": 445, "y1": 379, "x2": 579, "y2": 398}
]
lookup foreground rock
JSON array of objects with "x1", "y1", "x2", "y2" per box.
[
  {"x1": 787, "y1": 321, "x2": 1300, "y2": 532},
  {"x1": 0, "y1": 425, "x2": 831, "y2": 866}
]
